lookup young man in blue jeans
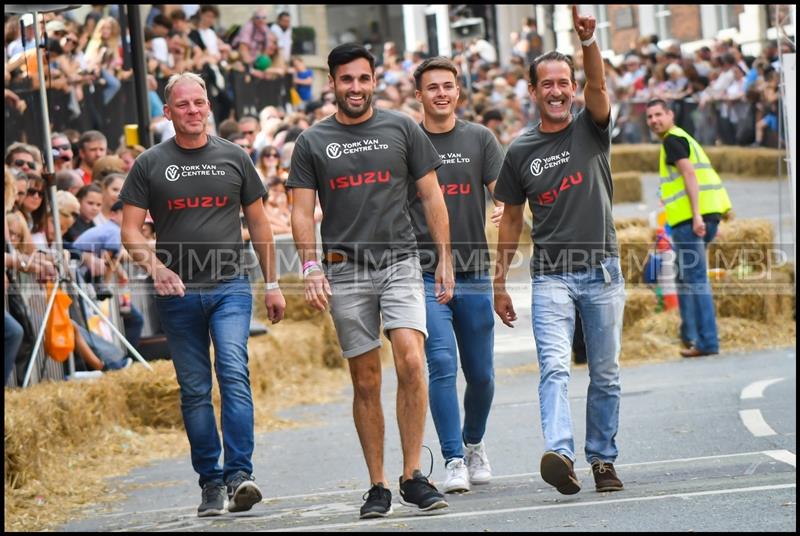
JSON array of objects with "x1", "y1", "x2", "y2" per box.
[
  {"x1": 121, "y1": 73, "x2": 286, "y2": 517},
  {"x1": 493, "y1": 7, "x2": 626, "y2": 495},
  {"x1": 409, "y1": 56, "x2": 505, "y2": 493}
]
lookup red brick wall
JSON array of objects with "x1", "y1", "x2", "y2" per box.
[
  {"x1": 608, "y1": 5, "x2": 640, "y2": 54},
  {"x1": 670, "y1": 5, "x2": 702, "y2": 42}
]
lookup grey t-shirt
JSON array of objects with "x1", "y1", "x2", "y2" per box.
[
  {"x1": 120, "y1": 136, "x2": 266, "y2": 287},
  {"x1": 287, "y1": 108, "x2": 441, "y2": 268},
  {"x1": 408, "y1": 120, "x2": 504, "y2": 273},
  {"x1": 494, "y1": 108, "x2": 618, "y2": 275}
]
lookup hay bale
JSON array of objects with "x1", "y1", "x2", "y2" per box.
[
  {"x1": 610, "y1": 144, "x2": 659, "y2": 173},
  {"x1": 712, "y1": 269, "x2": 795, "y2": 323},
  {"x1": 116, "y1": 365, "x2": 182, "y2": 428},
  {"x1": 705, "y1": 146, "x2": 787, "y2": 177},
  {"x1": 614, "y1": 217, "x2": 649, "y2": 230},
  {"x1": 623, "y1": 287, "x2": 659, "y2": 328},
  {"x1": 612, "y1": 172, "x2": 643, "y2": 204},
  {"x1": 252, "y1": 275, "x2": 325, "y2": 322},
  {"x1": 4, "y1": 365, "x2": 170, "y2": 491},
  {"x1": 611, "y1": 145, "x2": 785, "y2": 178},
  {"x1": 708, "y1": 218, "x2": 774, "y2": 273},
  {"x1": 620, "y1": 308, "x2": 796, "y2": 362},
  {"x1": 617, "y1": 225, "x2": 656, "y2": 285}
]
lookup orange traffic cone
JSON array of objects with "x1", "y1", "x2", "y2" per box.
[{"x1": 656, "y1": 229, "x2": 679, "y2": 310}]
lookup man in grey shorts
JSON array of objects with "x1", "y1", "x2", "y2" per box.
[{"x1": 288, "y1": 43, "x2": 455, "y2": 519}]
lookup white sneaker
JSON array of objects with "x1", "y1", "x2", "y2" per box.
[
  {"x1": 465, "y1": 441, "x2": 492, "y2": 484},
  {"x1": 443, "y1": 457, "x2": 471, "y2": 493}
]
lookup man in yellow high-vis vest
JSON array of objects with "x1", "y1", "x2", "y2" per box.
[{"x1": 646, "y1": 99, "x2": 732, "y2": 358}]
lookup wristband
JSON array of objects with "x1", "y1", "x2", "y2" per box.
[
  {"x1": 265, "y1": 281, "x2": 280, "y2": 291},
  {"x1": 580, "y1": 35, "x2": 596, "y2": 47},
  {"x1": 302, "y1": 260, "x2": 319, "y2": 272},
  {"x1": 303, "y1": 264, "x2": 322, "y2": 278}
]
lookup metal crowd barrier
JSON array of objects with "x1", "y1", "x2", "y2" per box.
[
  {"x1": 5, "y1": 257, "x2": 144, "y2": 388},
  {"x1": 6, "y1": 231, "x2": 310, "y2": 387}
]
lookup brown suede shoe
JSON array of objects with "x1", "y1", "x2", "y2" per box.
[
  {"x1": 680, "y1": 346, "x2": 719, "y2": 358},
  {"x1": 591, "y1": 461, "x2": 624, "y2": 492},
  {"x1": 540, "y1": 451, "x2": 581, "y2": 495}
]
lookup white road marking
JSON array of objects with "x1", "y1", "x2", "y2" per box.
[
  {"x1": 91, "y1": 450, "x2": 791, "y2": 520},
  {"x1": 268, "y1": 484, "x2": 797, "y2": 532},
  {"x1": 739, "y1": 409, "x2": 778, "y2": 437},
  {"x1": 740, "y1": 378, "x2": 785, "y2": 399},
  {"x1": 764, "y1": 449, "x2": 797, "y2": 468}
]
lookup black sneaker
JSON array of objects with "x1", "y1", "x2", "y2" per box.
[
  {"x1": 226, "y1": 471, "x2": 263, "y2": 513},
  {"x1": 360, "y1": 483, "x2": 393, "y2": 519},
  {"x1": 198, "y1": 482, "x2": 226, "y2": 517},
  {"x1": 399, "y1": 470, "x2": 449, "y2": 512}
]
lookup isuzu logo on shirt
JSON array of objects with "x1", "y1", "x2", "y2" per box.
[
  {"x1": 326, "y1": 139, "x2": 389, "y2": 159},
  {"x1": 530, "y1": 151, "x2": 571, "y2": 177}
]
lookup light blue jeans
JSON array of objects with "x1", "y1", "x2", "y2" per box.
[
  {"x1": 532, "y1": 257, "x2": 626, "y2": 465},
  {"x1": 155, "y1": 276, "x2": 254, "y2": 487},
  {"x1": 423, "y1": 271, "x2": 495, "y2": 463}
]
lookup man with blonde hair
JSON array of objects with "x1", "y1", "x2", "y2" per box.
[{"x1": 121, "y1": 72, "x2": 286, "y2": 517}]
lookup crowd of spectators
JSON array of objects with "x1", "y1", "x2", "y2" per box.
[
  {"x1": 599, "y1": 34, "x2": 792, "y2": 146},
  {"x1": 3, "y1": 6, "x2": 793, "y2": 386}
]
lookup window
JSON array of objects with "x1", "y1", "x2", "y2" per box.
[
  {"x1": 582, "y1": 5, "x2": 611, "y2": 51},
  {"x1": 716, "y1": 5, "x2": 737, "y2": 30},
  {"x1": 596, "y1": 5, "x2": 611, "y2": 51},
  {"x1": 654, "y1": 5, "x2": 671, "y2": 40}
]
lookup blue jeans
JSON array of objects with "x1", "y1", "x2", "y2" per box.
[
  {"x1": 532, "y1": 257, "x2": 626, "y2": 464},
  {"x1": 672, "y1": 220, "x2": 720, "y2": 353},
  {"x1": 5, "y1": 311, "x2": 24, "y2": 385},
  {"x1": 76, "y1": 324, "x2": 127, "y2": 369},
  {"x1": 122, "y1": 305, "x2": 144, "y2": 352},
  {"x1": 423, "y1": 271, "x2": 495, "y2": 462},
  {"x1": 155, "y1": 277, "x2": 254, "y2": 487}
]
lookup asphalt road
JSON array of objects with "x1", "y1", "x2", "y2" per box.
[{"x1": 62, "y1": 307, "x2": 796, "y2": 531}]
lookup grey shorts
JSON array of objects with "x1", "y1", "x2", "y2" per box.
[{"x1": 325, "y1": 255, "x2": 427, "y2": 359}]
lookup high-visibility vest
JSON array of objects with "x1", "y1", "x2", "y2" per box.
[{"x1": 659, "y1": 127, "x2": 732, "y2": 227}]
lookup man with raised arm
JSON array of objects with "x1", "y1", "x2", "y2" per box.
[{"x1": 492, "y1": 6, "x2": 626, "y2": 495}]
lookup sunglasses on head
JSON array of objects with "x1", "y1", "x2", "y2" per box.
[
  {"x1": 27, "y1": 188, "x2": 44, "y2": 198},
  {"x1": 14, "y1": 159, "x2": 36, "y2": 169}
]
